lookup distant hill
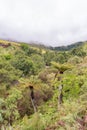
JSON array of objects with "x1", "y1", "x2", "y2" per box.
[
  {"x1": 50, "y1": 41, "x2": 85, "y2": 51},
  {"x1": 0, "y1": 38, "x2": 87, "y2": 51}
]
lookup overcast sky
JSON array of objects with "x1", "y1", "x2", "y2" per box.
[{"x1": 0, "y1": 0, "x2": 87, "y2": 46}]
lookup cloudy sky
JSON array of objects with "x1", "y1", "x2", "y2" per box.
[{"x1": 0, "y1": 0, "x2": 87, "y2": 46}]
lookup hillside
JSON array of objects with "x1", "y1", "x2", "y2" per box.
[
  {"x1": 0, "y1": 39, "x2": 87, "y2": 130},
  {"x1": 51, "y1": 41, "x2": 86, "y2": 51}
]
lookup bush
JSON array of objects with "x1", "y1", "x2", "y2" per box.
[
  {"x1": 14, "y1": 113, "x2": 45, "y2": 130},
  {"x1": 11, "y1": 55, "x2": 35, "y2": 75}
]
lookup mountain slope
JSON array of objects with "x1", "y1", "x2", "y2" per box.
[
  {"x1": 51, "y1": 41, "x2": 86, "y2": 51},
  {"x1": 0, "y1": 39, "x2": 87, "y2": 130}
]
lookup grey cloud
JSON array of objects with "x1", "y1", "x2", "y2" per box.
[{"x1": 0, "y1": 0, "x2": 87, "y2": 46}]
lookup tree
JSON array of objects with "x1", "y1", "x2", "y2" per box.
[
  {"x1": 11, "y1": 55, "x2": 35, "y2": 75},
  {"x1": 51, "y1": 62, "x2": 73, "y2": 74},
  {"x1": 71, "y1": 47, "x2": 86, "y2": 57},
  {"x1": 21, "y1": 43, "x2": 38, "y2": 56},
  {"x1": 0, "y1": 88, "x2": 22, "y2": 127},
  {"x1": 68, "y1": 56, "x2": 83, "y2": 64},
  {"x1": 44, "y1": 51, "x2": 56, "y2": 66},
  {"x1": 31, "y1": 54, "x2": 45, "y2": 73}
]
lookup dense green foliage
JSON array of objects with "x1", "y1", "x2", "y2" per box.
[
  {"x1": 51, "y1": 41, "x2": 84, "y2": 51},
  {"x1": 0, "y1": 41, "x2": 87, "y2": 130}
]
